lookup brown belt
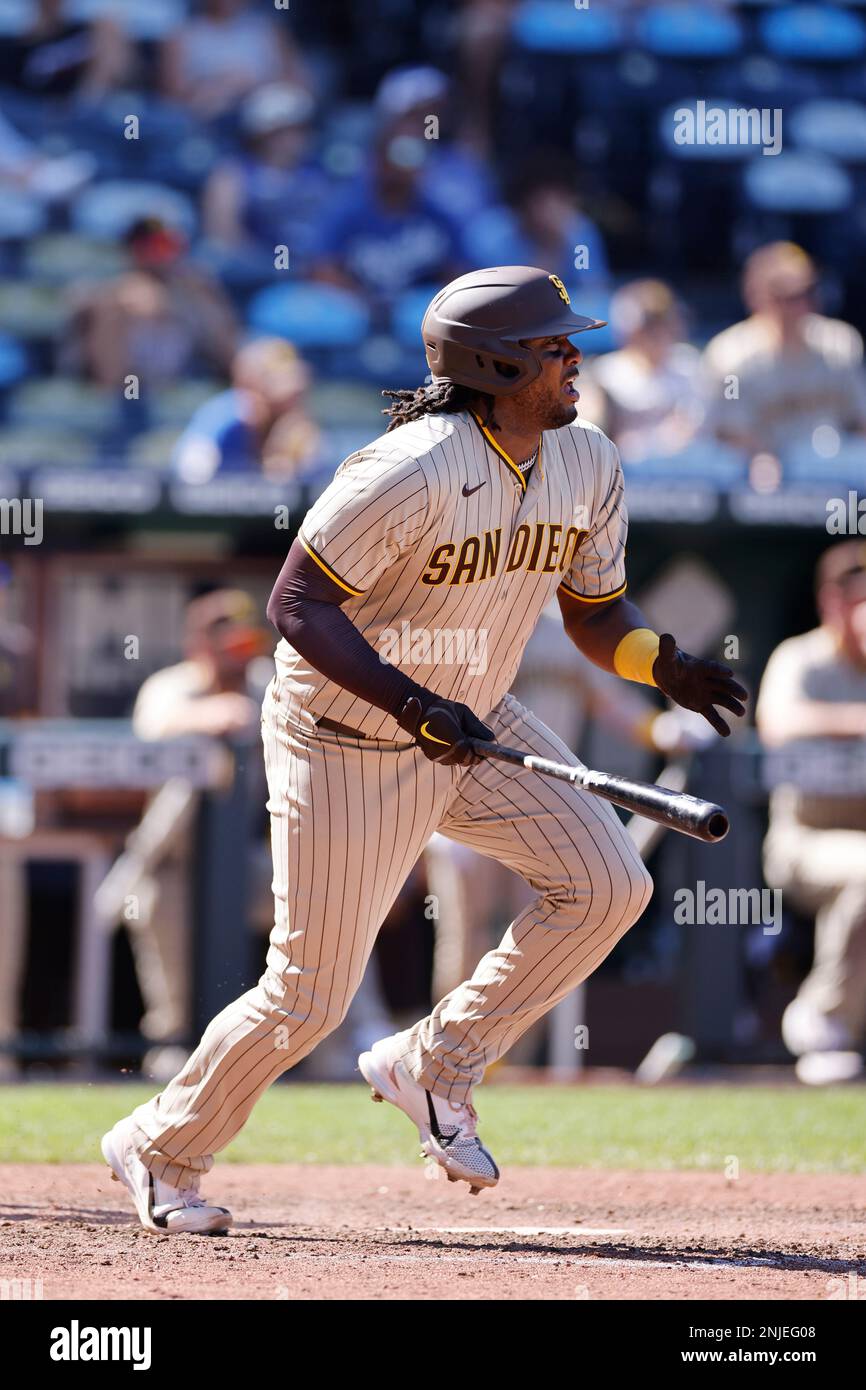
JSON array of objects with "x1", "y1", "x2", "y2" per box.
[{"x1": 315, "y1": 715, "x2": 371, "y2": 740}]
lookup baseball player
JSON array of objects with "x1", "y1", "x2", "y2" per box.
[{"x1": 101, "y1": 266, "x2": 747, "y2": 1233}]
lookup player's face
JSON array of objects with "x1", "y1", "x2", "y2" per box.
[{"x1": 515, "y1": 335, "x2": 583, "y2": 430}]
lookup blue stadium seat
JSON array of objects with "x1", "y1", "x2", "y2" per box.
[
  {"x1": 783, "y1": 435, "x2": 866, "y2": 483},
  {"x1": 23, "y1": 233, "x2": 127, "y2": 283},
  {"x1": 512, "y1": 2, "x2": 624, "y2": 52},
  {"x1": 0, "y1": 282, "x2": 66, "y2": 339},
  {"x1": 0, "y1": 193, "x2": 45, "y2": 240},
  {"x1": 72, "y1": 181, "x2": 197, "y2": 239},
  {"x1": 744, "y1": 150, "x2": 852, "y2": 212},
  {"x1": 7, "y1": 378, "x2": 119, "y2": 434},
  {"x1": 636, "y1": 6, "x2": 744, "y2": 58},
  {"x1": 0, "y1": 1, "x2": 29, "y2": 37},
  {"x1": 392, "y1": 286, "x2": 440, "y2": 348},
  {"x1": 0, "y1": 332, "x2": 27, "y2": 389},
  {"x1": 66, "y1": 0, "x2": 187, "y2": 41},
  {"x1": 789, "y1": 99, "x2": 866, "y2": 161},
  {"x1": 760, "y1": 5, "x2": 866, "y2": 59},
  {"x1": 247, "y1": 283, "x2": 370, "y2": 349},
  {"x1": 0, "y1": 426, "x2": 93, "y2": 467}
]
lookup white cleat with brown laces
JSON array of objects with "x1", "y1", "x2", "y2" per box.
[{"x1": 358, "y1": 1037, "x2": 499, "y2": 1193}]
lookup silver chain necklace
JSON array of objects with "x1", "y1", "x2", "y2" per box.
[{"x1": 515, "y1": 448, "x2": 538, "y2": 473}]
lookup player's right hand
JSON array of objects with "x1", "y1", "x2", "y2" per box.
[{"x1": 396, "y1": 693, "x2": 494, "y2": 766}]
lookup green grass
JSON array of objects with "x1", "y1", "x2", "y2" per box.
[{"x1": 1, "y1": 1082, "x2": 865, "y2": 1172}]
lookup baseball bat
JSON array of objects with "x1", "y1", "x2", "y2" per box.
[{"x1": 471, "y1": 740, "x2": 729, "y2": 843}]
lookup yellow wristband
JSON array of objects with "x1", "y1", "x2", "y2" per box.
[{"x1": 613, "y1": 628, "x2": 660, "y2": 686}]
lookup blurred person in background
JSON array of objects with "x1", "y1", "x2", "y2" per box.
[
  {"x1": 119, "y1": 589, "x2": 271, "y2": 1081},
  {"x1": 202, "y1": 82, "x2": 330, "y2": 273},
  {"x1": 451, "y1": 0, "x2": 518, "y2": 159},
  {"x1": 311, "y1": 114, "x2": 465, "y2": 313},
  {"x1": 64, "y1": 215, "x2": 238, "y2": 388},
  {"x1": 0, "y1": 101, "x2": 94, "y2": 204},
  {"x1": 702, "y1": 242, "x2": 866, "y2": 459},
  {"x1": 0, "y1": 0, "x2": 132, "y2": 103},
  {"x1": 464, "y1": 155, "x2": 609, "y2": 295},
  {"x1": 580, "y1": 279, "x2": 703, "y2": 464},
  {"x1": 172, "y1": 337, "x2": 321, "y2": 484},
  {"x1": 758, "y1": 541, "x2": 866, "y2": 1086},
  {"x1": 160, "y1": 0, "x2": 310, "y2": 123},
  {"x1": 372, "y1": 65, "x2": 496, "y2": 223}
]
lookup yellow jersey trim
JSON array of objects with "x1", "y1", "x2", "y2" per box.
[
  {"x1": 469, "y1": 411, "x2": 540, "y2": 494},
  {"x1": 298, "y1": 533, "x2": 365, "y2": 598},
  {"x1": 558, "y1": 578, "x2": 628, "y2": 603}
]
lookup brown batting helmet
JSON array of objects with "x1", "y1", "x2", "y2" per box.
[{"x1": 422, "y1": 265, "x2": 606, "y2": 397}]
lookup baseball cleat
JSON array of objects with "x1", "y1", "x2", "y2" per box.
[
  {"x1": 101, "y1": 1117, "x2": 233, "y2": 1236},
  {"x1": 358, "y1": 1037, "x2": 499, "y2": 1192}
]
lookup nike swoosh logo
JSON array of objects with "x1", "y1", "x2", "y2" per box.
[
  {"x1": 462, "y1": 482, "x2": 486, "y2": 497},
  {"x1": 419, "y1": 720, "x2": 450, "y2": 747}
]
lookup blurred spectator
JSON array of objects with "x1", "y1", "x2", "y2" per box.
[
  {"x1": 464, "y1": 154, "x2": 609, "y2": 291},
  {"x1": 173, "y1": 337, "x2": 321, "y2": 483},
  {"x1": 0, "y1": 563, "x2": 33, "y2": 716},
  {"x1": 373, "y1": 65, "x2": 496, "y2": 222},
  {"x1": 202, "y1": 82, "x2": 330, "y2": 271},
  {"x1": 0, "y1": 102, "x2": 94, "y2": 203},
  {"x1": 758, "y1": 541, "x2": 866, "y2": 1086},
  {"x1": 63, "y1": 216, "x2": 238, "y2": 387},
  {"x1": 160, "y1": 0, "x2": 310, "y2": 123},
  {"x1": 126, "y1": 589, "x2": 271, "y2": 1078},
  {"x1": 0, "y1": 0, "x2": 132, "y2": 102},
  {"x1": 312, "y1": 121, "x2": 465, "y2": 309},
  {"x1": 702, "y1": 242, "x2": 866, "y2": 458},
  {"x1": 452, "y1": 0, "x2": 517, "y2": 159},
  {"x1": 582, "y1": 280, "x2": 703, "y2": 463}
]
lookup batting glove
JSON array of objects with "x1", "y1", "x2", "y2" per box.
[
  {"x1": 396, "y1": 692, "x2": 494, "y2": 765},
  {"x1": 652, "y1": 633, "x2": 748, "y2": 738}
]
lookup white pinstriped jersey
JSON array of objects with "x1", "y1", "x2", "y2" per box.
[{"x1": 272, "y1": 408, "x2": 628, "y2": 739}]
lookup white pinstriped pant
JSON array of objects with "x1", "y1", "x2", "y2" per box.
[{"x1": 130, "y1": 692, "x2": 652, "y2": 1187}]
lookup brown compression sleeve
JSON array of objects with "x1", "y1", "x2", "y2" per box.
[{"x1": 266, "y1": 538, "x2": 424, "y2": 719}]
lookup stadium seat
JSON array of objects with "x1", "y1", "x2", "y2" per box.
[
  {"x1": 23, "y1": 233, "x2": 127, "y2": 283},
  {"x1": 71, "y1": 181, "x2": 197, "y2": 240},
  {"x1": 308, "y1": 381, "x2": 386, "y2": 430},
  {"x1": 0, "y1": 332, "x2": 27, "y2": 389},
  {"x1": 759, "y1": 5, "x2": 866, "y2": 59},
  {"x1": 7, "y1": 379, "x2": 118, "y2": 434},
  {"x1": 65, "y1": 0, "x2": 187, "y2": 41},
  {"x1": 124, "y1": 427, "x2": 184, "y2": 468},
  {"x1": 744, "y1": 150, "x2": 852, "y2": 212},
  {"x1": 247, "y1": 283, "x2": 370, "y2": 349},
  {"x1": 392, "y1": 286, "x2": 441, "y2": 349},
  {"x1": 0, "y1": 426, "x2": 92, "y2": 467},
  {"x1": 636, "y1": 5, "x2": 744, "y2": 58},
  {"x1": 0, "y1": 191, "x2": 45, "y2": 240},
  {"x1": 147, "y1": 381, "x2": 225, "y2": 428},
  {"x1": 0, "y1": 282, "x2": 67, "y2": 339},
  {"x1": 0, "y1": 1, "x2": 29, "y2": 37},
  {"x1": 512, "y1": 2, "x2": 624, "y2": 52},
  {"x1": 789, "y1": 99, "x2": 866, "y2": 161},
  {"x1": 783, "y1": 435, "x2": 866, "y2": 482}
]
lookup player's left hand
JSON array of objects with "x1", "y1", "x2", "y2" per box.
[{"x1": 652, "y1": 633, "x2": 748, "y2": 738}]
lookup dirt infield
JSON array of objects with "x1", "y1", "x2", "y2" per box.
[{"x1": 1, "y1": 1164, "x2": 863, "y2": 1301}]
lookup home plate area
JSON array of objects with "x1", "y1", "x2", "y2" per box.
[{"x1": 1, "y1": 1164, "x2": 863, "y2": 1301}]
